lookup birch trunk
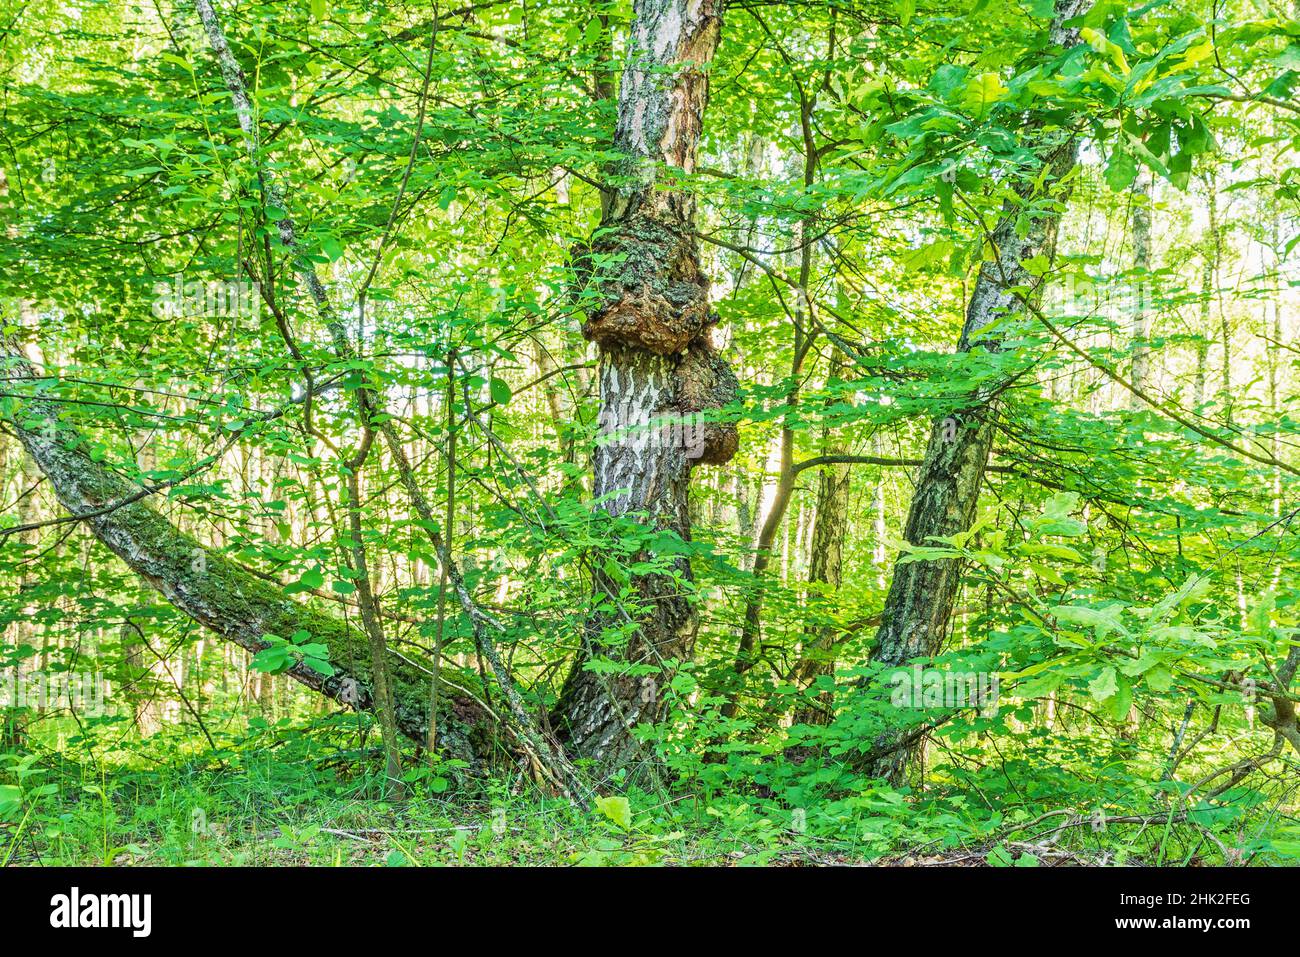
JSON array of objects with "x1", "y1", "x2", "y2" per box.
[
  {"x1": 862, "y1": 0, "x2": 1087, "y2": 782},
  {"x1": 0, "y1": 341, "x2": 490, "y2": 765},
  {"x1": 1128, "y1": 172, "x2": 1152, "y2": 405},
  {"x1": 554, "y1": 0, "x2": 737, "y2": 775}
]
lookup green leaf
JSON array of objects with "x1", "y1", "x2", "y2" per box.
[
  {"x1": 594, "y1": 795, "x2": 632, "y2": 831},
  {"x1": 303, "y1": 657, "x2": 335, "y2": 677},
  {"x1": 321, "y1": 236, "x2": 345, "y2": 261},
  {"x1": 963, "y1": 72, "x2": 1008, "y2": 119},
  {"x1": 1104, "y1": 146, "x2": 1138, "y2": 192},
  {"x1": 1145, "y1": 666, "x2": 1174, "y2": 693},
  {"x1": 0, "y1": 784, "x2": 21, "y2": 821},
  {"x1": 1054, "y1": 603, "x2": 1127, "y2": 638},
  {"x1": 252, "y1": 646, "x2": 292, "y2": 674},
  {"x1": 489, "y1": 376, "x2": 513, "y2": 406},
  {"x1": 1108, "y1": 675, "x2": 1132, "y2": 721},
  {"x1": 985, "y1": 844, "x2": 1014, "y2": 867},
  {"x1": 1088, "y1": 666, "x2": 1118, "y2": 702},
  {"x1": 1021, "y1": 254, "x2": 1051, "y2": 277}
]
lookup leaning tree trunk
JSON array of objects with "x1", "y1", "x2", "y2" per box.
[
  {"x1": 0, "y1": 339, "x2": 491, "y2": 767},
  {"x1": 862, "y1": 0, "x2": 1087, "y2": 783},
  {"x1": 553, "y1": 0, "x2": 737, "y2": 776}
]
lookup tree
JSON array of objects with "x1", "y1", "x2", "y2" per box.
[
  {"x1": 861, "y1": 0, "x2": 1090, "y2": 782},
  {"x1": 553, "y1": 0, "x2": 738, "y2": 776}
]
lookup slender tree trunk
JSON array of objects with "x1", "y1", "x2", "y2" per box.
[
  {"x1": 553, "y1": 0, "x2": 737, "y2": 776},
  {"x1": 1267, "y1": 194, "x2": 1284, "y2": 587},
  {"x1": 192, "y1": 0, "x2": 412, "y2": 786},
  {"x1": 1121, "y1": 172, "x2": 1154, "y2": 735},
  {"x1": 735, "y1": 466, "x2": 755, "y2": 545},
  {"x1": 193, "y1": 0, "x2": 591, "y2": 800},
  {"x1": 861, "y1": 0, "x2": 1087, "y2": 783},
  {"x1": 1214, "y1": 194, "x2": 1231, "y2": 426},
  {"x1": 1193, "y1": 177, "x2": 1217, "y2": 409},
  {"x1": 428, "y1": 349, "x2": 456, "y2": 757},
  {"x1": 727, "y1": 84, "x2": 822, "y2": 713},
  {"x1": 343, "y1": 465, "x2": 406, "y2": 794},
  {"x1": 1128, "y1": 172, "x2": 1152, "y2": 406},
  {"x1": 121, "y1": 623, "x2": 158, "y2": 735},
  {"x1": 792, "y1": 350, "x2": 852, "y2": 725}
]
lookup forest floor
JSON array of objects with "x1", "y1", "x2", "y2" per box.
[
  {"x1": 2, "y1": 809, "x2": 1126, "y2": 867},
  {"x1": 0, "y1": 759, "x2": 1175, "y2": 867},
  {"x1": 0, "y1": 726, "x2": 1230, "y2": 867}
]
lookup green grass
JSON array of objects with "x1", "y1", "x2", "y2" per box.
[
  {"x1": 2, "y1": 714, "x2": 1290, "y2": 867},
  {"x1": 0, "y1": 721, "x2": 839, "y2": 866}
]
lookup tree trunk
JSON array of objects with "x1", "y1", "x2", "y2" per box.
[
  {"x1": 727, "y1": 78, "x2": 823, "y2": 713},
  {"x1": 1213, "y1": 189, "x2": 1231, "y2": 426},
  {"x1": 553, "y1": 0, "x2": 737, "y2": 776},
  {"x1": 1267, "y1": 182, "x2": 1284, "y2": 587},
  {"x1": 792, "y1": 351, "x2": 852, "y2": 726},
  {"x1": 1128, "y1": 171, "x2": 1152, "y2": 405},
  {"x1": 1193, "y1": 176, "x2": 1217, "y2": 409},
  {"x1": 861, "y1": 0, "x2": 1087, "y2": 783},
  {"x1": 0, "y1": 340, "x2": 490, "y2": 767}
]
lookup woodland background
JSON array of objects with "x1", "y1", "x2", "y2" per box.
[{"x1": 1, "y1": 0, "x2": 1299, "y2": 866}]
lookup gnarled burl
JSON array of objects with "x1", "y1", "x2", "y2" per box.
[{"x1": 555, "y1": 0, "x2": 737, "y2": 777}]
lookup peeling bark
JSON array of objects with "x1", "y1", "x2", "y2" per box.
[{"x1": 555, "y1": 0, "x2": 734, "y2": 776}]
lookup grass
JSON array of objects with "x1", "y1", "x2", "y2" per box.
[
  {"x1": 1, "y1": 714, "x2": 1287, "y2": 867},
  {"x1": 0, "y1": 721, "x2": 845, "y2": 866}
]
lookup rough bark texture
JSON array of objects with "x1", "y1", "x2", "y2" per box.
[
  {"x1": 862, "y1": 0, "x2": 1087, "y2": 783},
  {"x1": 555, "y1": 0, "x2": 735, "y2": 777},
  {"x1": 0, "y1": 343, "x2": 490, "y2": 768}
]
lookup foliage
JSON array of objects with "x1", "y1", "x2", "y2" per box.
[{"x1": 1, "y1": 0, "x2": 1298, "y2": 865}]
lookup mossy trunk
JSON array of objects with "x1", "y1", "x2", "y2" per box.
[{"x1": 2, "y1": 345, "x2": 489, "y2": 767}]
